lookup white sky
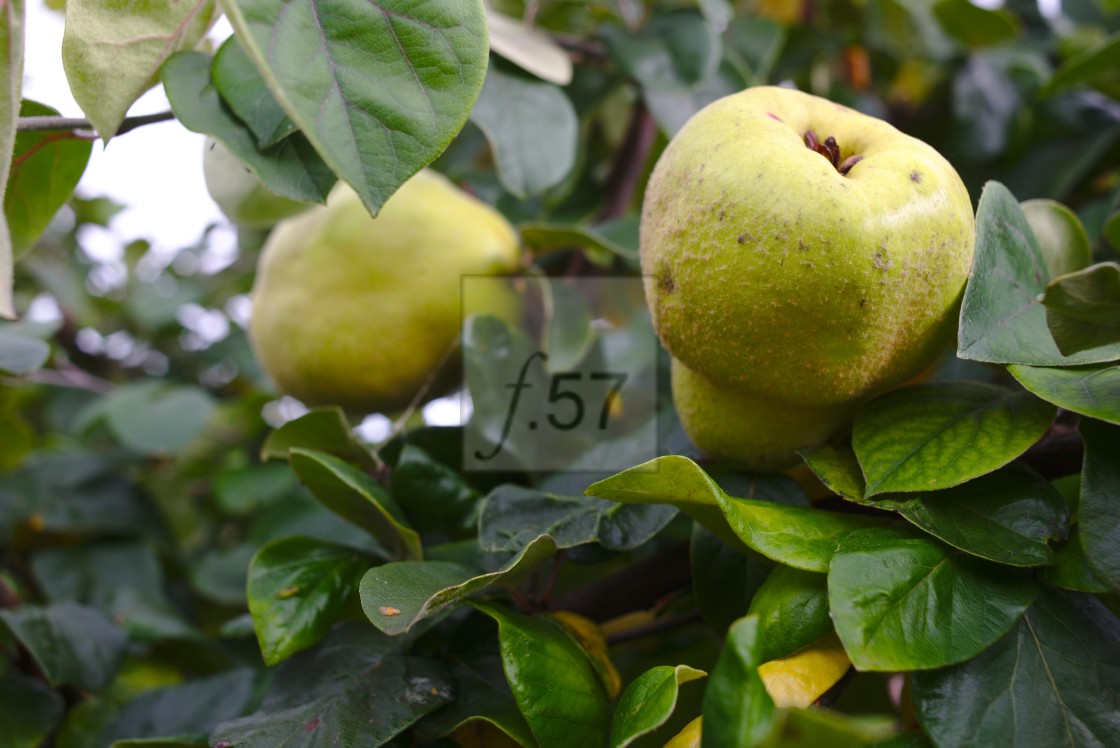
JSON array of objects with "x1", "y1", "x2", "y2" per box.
[{"x1": 23, "y1": 2, "x2": 233, "y2": 253}]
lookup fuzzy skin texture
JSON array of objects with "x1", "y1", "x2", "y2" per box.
[
  {"x1": 671, "y1": 358, "x2": 859, "y2": 471},
  {"x1": 642, "y1": 86, "x2": 975, "y2": 408},
  {"x1": 250, "y1": 170, "x2": 521, "y2": 414}
]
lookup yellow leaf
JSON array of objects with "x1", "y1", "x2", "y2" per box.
[
  {"x1": 758, "y1": 631, "x2": 851, "y2": 708},
  {"x1": 664, "y1": 716, "x2": 702, "y2": 748},
  {"x1": 548, "y1": 610, "x2": 622, "y2": 699}
]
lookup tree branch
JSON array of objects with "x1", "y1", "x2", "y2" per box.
[
  {"x1": 551, "y1": 542, "x2": 691, "y2": 622},
  {"x1": 596, "y1": 101, "x2": 657, "y2": 222},
  {"x1": 16, "y1": 110, "x2": 177, "y2": 136}
]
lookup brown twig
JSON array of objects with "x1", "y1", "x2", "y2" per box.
[
  {"x1": 16, "y1": 110, "x2": 176, "y2": 136},
  {"x1": 606, "y1": 609, "x2": 703, "y2": 645},
  {"x1": 551, "y1": 542, "x2": 691, "y2": 622},
  {"x1": 1021, "y1": 424, "x2": 1083, "y2": 481},
  {"x1": 815, "y1": 667, "x2": 857, "y2": 708},
  {"x1": 596, "y1": 101, "x2": 657, "y2": 222}
]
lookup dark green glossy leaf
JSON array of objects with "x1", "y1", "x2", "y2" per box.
[
  {"x1": 247, "y1": 536, "x2": 370, "y2": 665},
  {"x1": 290, "y1": 448, "x2": 421, "y2": 560},
  {"x1": 828, "y1": 529, "x2": 1038, "y2": 671},
  {"x1": 190, "y1": 544, "x2": 255, "y2": 606},
  {"x1": 211, "y1": 623, "x2": 452, "y2": 747},
  {"x1": 932, "y1": 0, "x2": 1020, "y2": 47},
  {"x1": 1039, "y1": 524, "x2": 1111, "y2": 592},
  {"x1": 104, "y1": 670, "x2": 256, "y2": 744},
  {"x1": 415, "y1": 652, "x2": 537, "y2": 746},
  {"x1": 853, "y1": 382, "x2": 1055, "y2": 496},
  {"x1": 701, "y1": 616, "x2": 775, "y2": 748},
  {"x1": 220, "y1": 0, "x2": 488, "y2": 216},
  {"x1": 480, "y1": 484, "x2": 675, "y2": 553},
  {"x1": 0, "y1": 673, "x2": 65, "y2": 748},
  {"x1": 472, "y1": 600, "x2": 610, "y2": 748},
  {"x1": 0, "y1": 602, "x2": 126, "y2": 691},
  {"x1": 1009, "y1": 362, "x2": 1120, "y2": 425},
  {"x1": 389, "y1": 444, "x2": 479, "y2": 535},
  {"x1": 260, "y1": 407, "x2": 380, "y2": 470},
  {"x1": 587, "y1": 456, "x2": 883, "y2": 571},
  {"x1": 101, "y1": 381, "x2": 216, "y2": 456},
  {"x1": 879, "y1": 464, "x2": 1070, "y2": 567},
  {"x1": 691, "y1": 524, "x2": 770, "y2": 634},
  {"x1": 162, "y1": 51, "x2": 335, "y2": 204},
  {"x1": 211, "y1": 36, "x2": 296, "y2": 148},
  {"x1": 611, "y1": 665, "x2": 706, "y2": 748},
  {"x1": 1041, "y1": 262, "x2": 1120, "y2": 358},
  {"x1": 958, "y1": 182, "x2": 1120, "y2": 365},
  {"x1": 799, "y1": 442, "x2": 865, "y2": 500},
  {"x1": 470, "y1": 64, "x2": 578, "y2": 199},
  {"x1": 747, "y1": 565, "x2": 832, "y2": 664},
  {"x1": 1080, "y1": 419, "x2": 1120, "y2": 590},
  {"x1": 214, "y1": 461, "x2": 298, "y2": 516},
  {"x1": 109, "y1": 737, "x2": 207, "y2": 748},
  {"x1": 361, "y1": 534, "x2": 556, "y2": 636},
  {"x1": 31, "y1": 540, "x2": 163, "y2": 609},
  {"x1": 912, "y1": 588, "x2": 1120, "y2": 748},
  {"x1": 767, "y1": 708, "x2": 900, "y2": 747},
  {"x1": 5, "y1": 100, "x2": 92, "y2": 255}
]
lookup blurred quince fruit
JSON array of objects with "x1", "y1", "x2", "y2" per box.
[
  {"x1": 642, "y1": 86, "x2": 975, "y2": 469},
  {"x1": 203, "y1": 138, "x2": 313, "y2": 228},
  {"x1": 250, "y1": 169, "x2": 521, "y2": 413}
]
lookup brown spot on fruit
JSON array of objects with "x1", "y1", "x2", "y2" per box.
[
  {"x1": 659, "y1": 268, "x2": 675, "y2": 293},
  {"x1": 738, "y1": 233, "x2": 748, "y2": 244},
  {"x1": 910, "y1": 171, "x2": 922, "y2": 183}
]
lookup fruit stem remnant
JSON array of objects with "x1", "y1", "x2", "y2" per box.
[{"x1": 804, "y1": 130, "x2": 863, "y2": 175}]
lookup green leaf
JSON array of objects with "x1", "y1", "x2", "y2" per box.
[
  {"x1": 878, "y1": 464, "x2": 1069, "y2": 567},
  {"x1": 162, "y1": 51, "x2": 336, "y2": 204},
  {"x1": 768, "y1": 708, "x2": 900, "y2": 747},
  {"x1": 471, "y1": 600, "x2": 610, "y2": 748},
  {"x1": 701, "y1": 616, "x2": 776, "y2": 748},
  {"x1": 690, "y1": 524, "x2": 770, "y2": 634},
  {"x1": 799, "y1": 443, "x2": 866, "y2": 500},
  {"x1": 932, "y1": 0, "x2": 1019, "y2": 47},
  {"x1": 1042, "y1": 262, "x2": 1120, "y2": 358},
  {"x1": 260, "y1": 406, "x2": 380, "y2": 469},
  {"x1": 519, "y1": 221, "x2": 639, "y2": 267},
  {"x1": 31, "y1": 540, "x2": 164, "y2": 609},
  {"x1": 480, "y1": 484, "x2": 675, "y2": 553},
  {"x1": 958, "y1": 182, "x2": 1120, "y2": 365},
  {"x1": 587, "y1": 455, "x2": 883, "y2": 571},
  {"x1": 828, "y1": 529, "x2": 1038, "y2": 671},
  {"x1": 61, "y1": 0, "x2": 217, "y2": 140},
  {"x1": 247, "y1": 536, "x2": 370, "y2": 666},
  {"x1": 1079, "y1": 419, "x2": 1120, "y2": 590},
  {"x1": 487, "y1": 9, "x2": 572, "y2": 85},
  {"x1": 611, "y1": 665, "x2": 707, "y2": 748},
  {"x1": 211, "y1": 36, "x2": 296, "y2": 148},
  {"x1": 415, "y1": 653, "x2": 537, "y2": 746},
  {"x1": 1039, "y1": 524, "x2": 1111, "y2": 593},
  {"x1": 361, "y1": 534, "x2": 557, "y2": 636},
  {"x1": 389, "y1": 444, "x2": 479, "y2": 535},
  {"x1": 853, "y1": 382, "x2": 1055, "y2": 496},
  {"x1": 109, "y1": 737, "x2": 208, "y2": 748},
  {"x1": 218, "y1": 0, "x2": 489, "y2": 216},
  {"x1": 104, "y1": 670, "x2": 256, "y2": 744},
  {"x1": 5, "y1": 100, "x2": 92, "y2": 256},
  {"x1": 747, "y1": 565, "x2": 832, "y2": 664},
  {"x1": 211, "y1": 623, "x2": 452, "y2": 747},
  {"x1": 290, "y1": 448, "x2": 421, "y2": 560},
  {"x1": 0, "y1": 328, "x2": 49, "y2": 374},
  {"x1": 0, "y1": 673, "x2": 64, "y2": 748},
  {"x1": 469, "y1": 63, "x2": 578, "y2": 199},
  {"x1": 0, "y1": 0, "x2": 24, "y2": 320},
  {"x1": 101, "y1": 381, "x2": 216, "y2": 456},
  {"x1": 604, "y1": 11, "x2": 725, "y2": 135},
  {"x1": 1043, "y1": 30, "x2": 1120, "y2": 96},
  {"x1": 0, "y1": 602, "x2": 127, "y2": 691},
  {"x1": 912, "y1": 588, "x2": 1120, "y2": 748},
  {"x1": 1021, "y1": 199, "x2": 1092, "y2": 279},
  {"x1": 1009, "y1": 362, "x2": 1120, "y2": 425}
]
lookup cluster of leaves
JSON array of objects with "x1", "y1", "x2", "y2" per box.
[{"x1": 1, "y1": 0, "x2": 1120, "y2": 747}]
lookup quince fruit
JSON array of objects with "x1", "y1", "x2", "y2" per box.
[
  {"x1": 249, "y1": 169, "x2": 521, "y2": 414},
  {"x1": 642, "y1": 86, "x2": 975, "y2": 469}
]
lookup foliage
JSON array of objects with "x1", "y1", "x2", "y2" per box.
[{"x1": 3, "y1": 0, "x2": 1120, "y2": 747}]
